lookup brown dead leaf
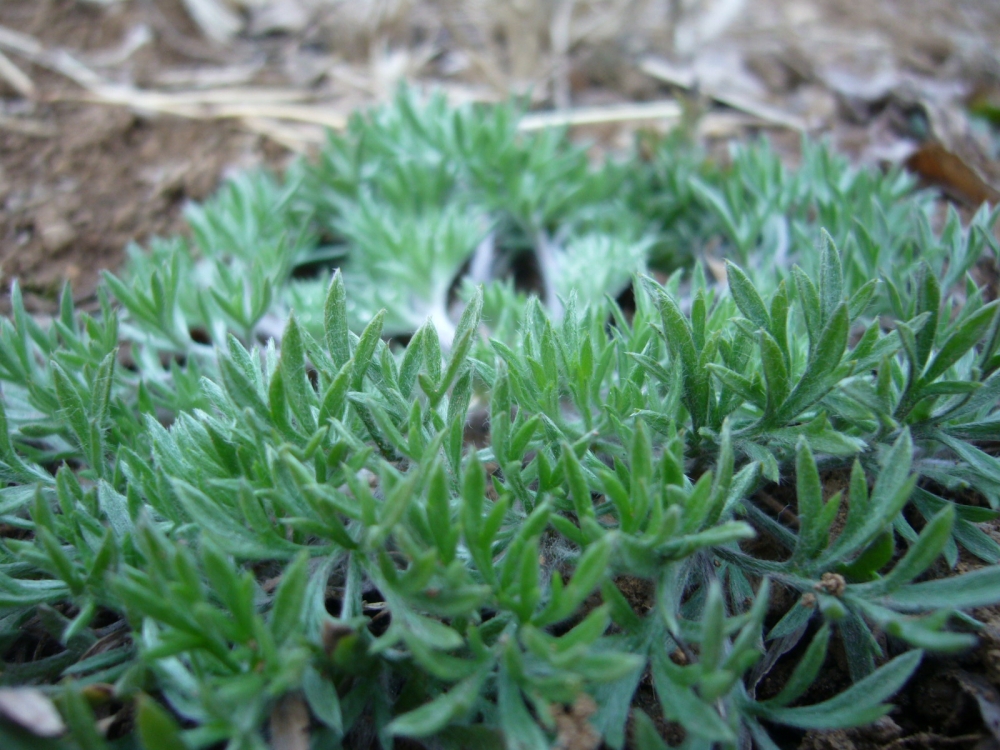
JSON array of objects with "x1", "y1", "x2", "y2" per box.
[
  {"x1": 269, "y1": 692, "x2": 310, "y2": 750},
  {"x1": 906, "y1": 142, "x2": 1000, "y2": 207},
  {"x1": 0, "y1": 686, "x2": 66, "y2": 738}
]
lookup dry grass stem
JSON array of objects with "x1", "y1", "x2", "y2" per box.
[
  {"x1": 518, "y1": 99, "x2": 683, "y2": 130},
  {"x1": 0, "y1": 47, "x2": 34, "y2": 98},
  {"x1": 0, "y1": 113, "x2": 57, "y2": 137},
  {"x1": 640, "y1": 55, "x2": 808, "y2": 131}
]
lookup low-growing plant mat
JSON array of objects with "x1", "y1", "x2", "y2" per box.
[{"x1": 2, "y1": 92, "x2": 1000, "y2": 750}]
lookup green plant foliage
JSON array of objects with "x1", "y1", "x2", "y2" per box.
[{"x1": 1, "y1": 90, "x2": 999, "y2": 749}]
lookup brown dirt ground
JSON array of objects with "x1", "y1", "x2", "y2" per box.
[
  {"x1": 0, "y1": 102, "x2": 261, "y2": 310},
  {"x1": 0, "y1": 1, "x2": 284, "y2": 312}
]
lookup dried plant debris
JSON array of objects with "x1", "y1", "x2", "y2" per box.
[
  {"x1": 1, "y1": 93, "x2": 1000, "y2": 749},
  {"x1": 0, "y1": 687, "x2": 66, "y2": 737},
  {"x1": 906, "y1": 142, "x2": 1000, "y2": 207}
]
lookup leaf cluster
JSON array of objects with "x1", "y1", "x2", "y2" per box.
[{"x1": 0, "y1": 92, "x2": 999, "y2": 750}]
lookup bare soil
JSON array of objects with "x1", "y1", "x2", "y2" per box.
[{"x1": 0, "y1": 1, "x2": 281, "y2": 312}]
